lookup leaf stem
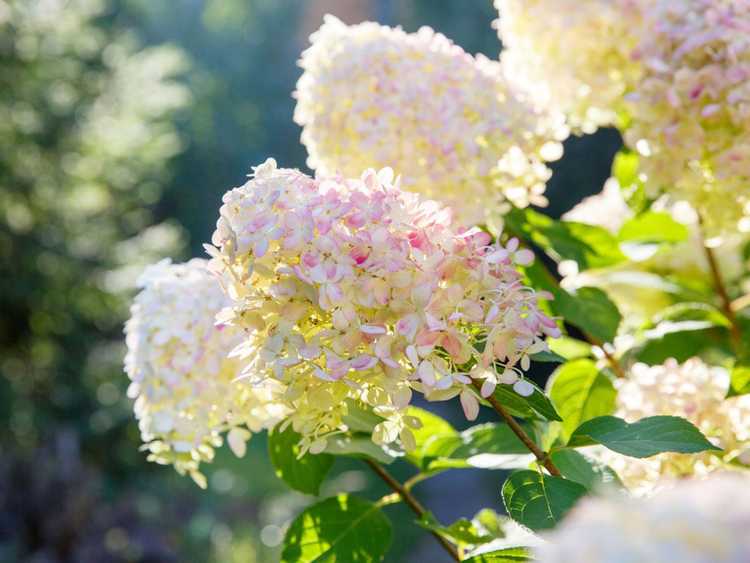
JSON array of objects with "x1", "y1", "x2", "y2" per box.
[
  {"x1": 585, "y1": 333, "x2": 626, "y2": 379},
  {"x1": 698, "y1": 219, "x2": 742, "y2": 354},
  {"x1": 364, "y1": 459, "x2": 461, "y2": 562},
  {"x1": 403, "y1": 471, "x2": 433, "y2": 492},
  {"x1": 471, "y1": 381, "x2": 561, "y2": 477}
]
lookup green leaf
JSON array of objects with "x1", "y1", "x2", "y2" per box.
[
  {"x1": 323, "y1": 433, "x2": 396, "y2": 464},
  {"x1": 342, "y1": 400, "x2": 386, "y2": 433},
  {"x1": 618, "y1": 212, "x2": 689, "y2": 244},
  {"x1": 612, "y1": 150, "x2": 639, "y2": 188},
  {"x1": 549, "y1": 450, "x2": 622, "y2": 490},
  {"x1": 552, "y1": 286, "x2": 622, "y2": 343},
  {"x1": 654, "y1": 302, "x2": 731, "y2": 328},
  {"x1": 623, "y1": 318, "x2": 731, "y2": 365},
  {"x1": 268, "y1": 425, "x2": 334, "y2": 495},
  {"x1": 729, "y1": 365, "x2": 750, "y2": 397},
  {"x1": 530, "y1": 350, "x2": 566, "y2": 363},
  {"x1": 506, "y1": 208, "x2": 626, "y2": 271},
  {"x1": 453, "y1": 424, "x2": 532, "y2": 457},
  {"x1": 403, "y1": 407, "x2": 461, "y2": 469},
  {"x1": 567, "y1": 415, "x2": 721, "y2": 458},
  {"x1": 548, "y1": 359, "x2": 616, "y2": 440},
  {"x1": 547, "y1": 336, "x2": 592, "y2": 360},
  {"x1": 418, "y1": 509, "x2": 506, "y2": 547},
  {"x1": 502, "y1": 470, "x2": 587, "y2": 531},
  {"x1": 611, "y1": 150, "x2": 649, "y2": 213},
  {"x1": 464, "y1": 547, "x2": 533, "y2": 562},
  {"x1": 493, "y1": 382, "x2": 562, "y2": 422},
  {"x1": 415, "y1": 423, "x2": 536, "y2": 472},
  {"x1": 281, "y1": 494, "x2": 392, "y2": 563}
]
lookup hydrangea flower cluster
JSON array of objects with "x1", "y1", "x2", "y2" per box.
[
  {"x1": 623, "y1": 0, "x2": 750, "y2": 237},
  {"x1": 124, "y1": 259, "x2": 287, "y2": 487},
  {"x1": 294, "y1": 15, "x2": 567, "y2": 229},
  {"x1": 596, "y1": 358, "x2": 750, "y2": 496},
  {"x1": 494, "y1": 0, "x2": 643, "y2": 133},
  {"x1": 207, "y1": 159, "x2": 558, "y2": 453},
  {"x1": 536, "y1": 474, "x2": 750, "y2": 562}
]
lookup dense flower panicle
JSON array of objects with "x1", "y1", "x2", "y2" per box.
[
  {"x1": 536, "y1": 474, "x2": 750, "y2": 562},
  {"x1": 494, "y1": 0, "x2": 642, "y2": 133},
  {"x1": 294, "y1": 15, "x2": 567, "y2": 229},
  {"x1": 124, "y1": 259, "x2": 287, "y2": 487},
  {"x1": 207, "y1": 159, "x2": 558, "y2": 453},
  {"x1": 624, "y1": 0, "x2": 750, "y2": 237},
  {"x1": 596, "y1": 358, "x2": 750, "y2": 496}
]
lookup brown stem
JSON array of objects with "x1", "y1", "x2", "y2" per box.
[
  {"x1": 698, "y1": 216, "x2": 742, "y2": 354},
  {"x1": 364, "y1": 459, "x2": 461, "y2": 562},
  {"x1": 732, "y1": 293, "x2": 750, "y2": 313},
  {"x1": 585, "y1": 334, "x2": 626, "y2": 379},
  {"x1": 471, "y1": 381, "x2": 561, "y2": 477}
]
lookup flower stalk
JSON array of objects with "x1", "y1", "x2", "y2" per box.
[
  {"x1": 364, "y1": 459, "x2": 461, "y2": 562},
  {"x1": 471, "y1": 380, "x2": 561, "y2": 477}
]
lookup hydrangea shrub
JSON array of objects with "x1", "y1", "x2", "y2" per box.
[{"x1": 124, "y1": 3, "x2": 750, "y2": 562}]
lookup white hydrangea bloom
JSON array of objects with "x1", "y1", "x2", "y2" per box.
[
  {"x1": 536, "y1": 474, "x2": 750, "y2": 562},
  {"x1": 624, "y1": 0, "x2": 750, "y2": 238},
  {"x1": 124, "y1": 259, "x2": 287, "y2": 487},
  {"x1": 597, "y1": 358, "x2": 750, "y2": 496},
  {"x1": 494, "y1": 0, "x2": 643, "y2": 133},
  {"x1": 561, "y1": 178, "x2": 634, "y2": 232},
  {"x1": 295, "y1": 15, "x2": 567, "y2": 229}
]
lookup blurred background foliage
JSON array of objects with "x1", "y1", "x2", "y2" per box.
[{"x1": 0, "y1": 0, "x2": 618, "y2": 561}]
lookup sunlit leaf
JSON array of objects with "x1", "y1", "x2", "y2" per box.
[
  {"x1": 281, "y1": 494, "x2": 391, "y2": 562},
  {"x1": 567, "y1": 415, "x2": 721, "y2": 457}
]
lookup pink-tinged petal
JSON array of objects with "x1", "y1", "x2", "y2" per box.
[
  {"x1": 309, "y1": 264, "x2": 328, "y2": 283},
  {"x1": 513, "y1": 380, "x2": 534, "y2": 397},
  {"x1": 407, "y1": 230, "x2": 429, "y2": 250},
  {"x1": 425, "y1": 312, "x2": 447, "y2": 332},
  {"x1": 299, "y1": 345, "x2": 321, "y2": 360},
  {"x1": 521, "y1": 354, "x2": 531, "y2": 371},
  {"x1": 506, "y1": 238, "x2": 519, "y2": 252},
  {"x1": 701, "y1": 103, "x2": 721, "y2": 118},
  {"x1": 253, "y1": 238, "x2": 269, "y2": 258},
  {"x1": 374, "y1": 335, "x2": 393, "y2": 360},
  {"x1": 396, "y1": 313, "x2": 420, "y2": 341},
  {"x1": 325, "y1": 283, "x2": 343, "y2": 304},
  {"x1": 543, "y1": 325, "x2": 562, "y2": 338},
  {"x1": 405, "y1": 345, "x2": 420, "y2": 367},
  {"x1": 485, "y1": 303, "x2": 500, "y2": 324},
  {"x1": 417, "y1": 360, "x2": 436, "y2": 387},
  {"x1": 460, "y1": 389, "x2": 480, "y2": 421},
  {"x1": 486, "y1": 248, "x2": 510, "y2": 264},
  {"x1": 435, "y1": 376, "x2": 453, "y2": 390},
  {"x1": 346, "y1": 211, "x2": 366, "y2": 229},
  {"x1": 313, "y1": 365, "x2": 338, "y2": 382},
  {"x1": 454, "y1": 373, "x2": 471, "y2": 384},
  {"x1": 301, "y1": 252, "x2": 319, "y2": 268},
  {"x1": 361, "y1": 324, "x2": 386, "y2": 335},
  {"x1": 332, "y1": 308, "x2": 350, "y2": 330},
  {"x1": 480, "y1": 379, "x2": 496, "y2": 398},
  {"x1": 411, "y1": 283, "x2": 433, "y2": 306},
  {"x1": 514, "y1": 249, "x2": 535, "y2": 266},
  {"x1": 317, "y1": 218, "x2": 332, "y2": 235},
  {"x1": 415, "y1": 329, "x2": 441, "y2": 347},
  {"x1": 350, "y1": 246, "x2": 370, "y2": 265},
  {"x1": 351, "y1": 354, "x2": 377, "y2": 371}
]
